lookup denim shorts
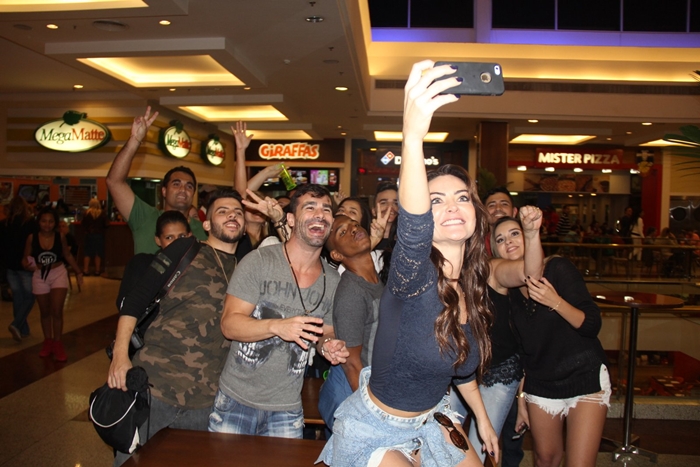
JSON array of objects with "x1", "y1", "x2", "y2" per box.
[
  {"x1": 525, "y1": 364, "x2": 611, "y2": 418},
  {"x1": 316, "y1": 367, "x2": 466, "y2": 467}
]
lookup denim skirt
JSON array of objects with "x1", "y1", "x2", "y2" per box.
[{"x1": 316, "y1": 367, "x2": 466, "y2": 467}]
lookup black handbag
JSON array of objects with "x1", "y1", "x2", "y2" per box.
[
  {"x1": 89, "y1": 366, "x2": 150, "y2": 454},
  {"x1": 107, "y1": 240, "x2": 201, "y2": 360}
]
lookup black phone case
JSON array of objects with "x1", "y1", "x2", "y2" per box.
[{"x1": 434, "y1": 61, "x2": 505, "y2": 96}]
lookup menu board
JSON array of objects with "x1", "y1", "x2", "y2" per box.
[{"x1": 64, "y1": 185, "x2": 92, "y2": 206}]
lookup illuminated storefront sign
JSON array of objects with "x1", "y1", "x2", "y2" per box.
[
  {"x1": 159, "y1": 120, "x2": 191, "y2": 159},
  {"x1": 202, "y1": 135, "x2": 225, "y2": 166},
  {"x1": 34, "y1": 111, "x2": 111, "y2": 152},
  {"x1": 536, "y1": 147, "x2": 622, "y2": 165},
  {"x1": 259, "y1": 142, "x2": 320, "y2": 160},
  {"x1": 380, "y1": 151, "x2": 440, "y2": 166}
]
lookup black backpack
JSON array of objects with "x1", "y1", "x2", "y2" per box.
[{"x1": 89, "y1": 366, "x2": 150, "y2": 454}]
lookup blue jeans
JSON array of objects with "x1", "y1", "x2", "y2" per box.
[
  {"x1": 467, "y1": 379, "x2": 520, "y2": 463},
  {"x1": 208, "y1": 389, "x2": 304, "y2": 438},
  {"x1": 318, "y1": 364, "x2": 353, "y2": 432},
  {"x1": 6, "y1": 269, "x2": 35, "y2": 336},
  {"x1": 113, "y1": 396, "x2": 211, "y2": 467}
]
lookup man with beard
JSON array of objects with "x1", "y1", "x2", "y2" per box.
[
  {"x1": 209, "y1": 184, "x2": 349, "y2": 439},
  {"x1": 107, "y1": 189, "x2": 245, "y2": 466}
]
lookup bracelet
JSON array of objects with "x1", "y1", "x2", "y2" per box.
[
  {"x1": 320, "y1": 337, "x2": 333, "y2": 356},
  {"x1": 516, "y1": 391, "x2": 526, "y2": 399},
  {"x1": 274, "y1": 219, "x2": 286, "y2": 229},
  {"x1": 552, "y1": 299, "x2": 562, "y2": 311}
]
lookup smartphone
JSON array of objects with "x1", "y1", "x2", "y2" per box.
[
  {"x1": 511, "y1": 423, "x2": 529, "y2": 440},
  {"x1": 434, "y1": 61, "x2": 504, "y2": 96}
]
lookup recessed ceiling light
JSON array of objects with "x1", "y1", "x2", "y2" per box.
[
  {"x1": 602, "y1": 169, "x2": 612, "y2": 173},
  {"x1": 169, "y1": 88, "x2": 176, "y2": 91},
  {"x1": 337, "y1": 125, "x2": 342, "y2": 129},
  {"x1": 578, "y1": 194, "x2": 584, "y2": 197},
  {"x1": 335, "y1": 86, "x2": 348, "y2": 92},
  {"x1": 517, "y1": 165, "x2": 527, "y2": 171},
  {"x1": 568, "y1": 194, "x2": 573, "y2": 198},
  {"x1": 159, "y1": 20, "x2": 171, "y2": 26},
  {"x1": 591, "y1": 193, "x2": 597, "y2": 196},
  {"x1": 573, "y1": 168, "x2": 583, "y2": 173},
  {"x1": 341, "y1": 132, "x2": 347, "y2": 136},
  {"x1": 306, "y1": 16, "x2": 324, "y2": 22},
  {"x1": 642, "y1": 122, "x2": 653, "y2": 126},
  {"x1": 73, "y1": 84, "x2": 83, "y2": 89},
  {"x1": 509, "y1": 192, "x2": 518, "y2": 196},
  {"x1": 545, "y1": 167, "x2": 555, "y2": 172},
  {"x1": 243, "y1": 86, "x2": 251, "y2": 90},
  {"x1": 606, "y1": 137, "x2": 612, "y2": 141},
  {"x1": 527, "y1": 119, "x2": 538, "y2": 123},
  {"x1": 370, "y1": 148, "x2": 377, "y2": 151},
  {"x1": 510, "y1": 134, "x2": 596, "y2": 145},
  {"x1": 46, "y1": 24, "x2": 58, "y2": 29},
  {"x1": 626, "y1": 131, "x2": 633, "y2": 135}
]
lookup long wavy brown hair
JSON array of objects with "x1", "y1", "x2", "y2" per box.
[{"x1": 426, "y1": 164, "x2": 492, "y2": 378}]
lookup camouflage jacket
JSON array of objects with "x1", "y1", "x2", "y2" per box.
[{"x1": 131, "y1": 240, "x2": 237, "y2": 409}]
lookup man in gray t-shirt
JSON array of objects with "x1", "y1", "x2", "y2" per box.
[
  {"x1": 209, "y1": 184, "x2": 348, "y2": 439},
  {"x1": 318, "y1": 215, "x2": 384, "y2": 431}
]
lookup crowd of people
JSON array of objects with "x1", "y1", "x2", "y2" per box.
[
  {"x1": 6, "y1": 61, "x2": 685, "y2": 467},
  {"x1": 95, "y1": 61, "x2": 614, "y2": 467}
]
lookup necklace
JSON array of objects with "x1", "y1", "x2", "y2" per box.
[
  {"x1": 206, "y1": 242, "x2": 235, "y2": 285},
  {"x1": 283, "y1": 243, "x2": 326, "y2": 315}
]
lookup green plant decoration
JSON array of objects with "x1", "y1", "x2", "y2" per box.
[
  {"x1": 477, "y1": 166, "x2": 498, "y2": 201},
  {"x1": 663, "y1": 125, "x2": 700, "y2": 177},
  {"x1": 62, "y1": 110, "x2": 86, "y2": 125}
]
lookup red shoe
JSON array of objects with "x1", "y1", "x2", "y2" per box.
[
  {"x1": 53, "y1": 340, "x2": 67, "y2": 362},
  {"x1": 39, "y1": 339, "x2": 53, "y2": 358}
]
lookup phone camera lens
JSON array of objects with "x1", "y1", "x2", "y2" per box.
[{"x1": 480, "y1": 72, "x2": 492, "y2": 83}]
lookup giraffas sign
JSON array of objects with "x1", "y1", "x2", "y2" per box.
[{"x1": 34, "y1": 111, "x2": 111, "y2": 152}]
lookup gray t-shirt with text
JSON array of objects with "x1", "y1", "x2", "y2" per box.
[{"x1": 218, "y1": 243, "x2": 339, "y2": 411}]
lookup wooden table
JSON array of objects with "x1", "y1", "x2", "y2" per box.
[
  {"x1": 593, "y1": 292, "x2": 684, "y2": 463},
  {"x1": 122, "y1": 429, "x2": 326, "y2": 466}
]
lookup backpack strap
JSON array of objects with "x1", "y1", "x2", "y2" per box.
[{"x1": 134, "y1": 240, "x2": 202, "y2": 329}]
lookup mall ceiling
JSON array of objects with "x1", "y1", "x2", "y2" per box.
[{"x1": 0, "y1": 0, "x2": 698, "y2": 146}]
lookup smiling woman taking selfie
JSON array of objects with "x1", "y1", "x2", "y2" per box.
[{"x1": 317, "y1": 60, "x2": 538, "y2": 467}]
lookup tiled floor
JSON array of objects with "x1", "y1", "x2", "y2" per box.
[{"x1": 0, "y1": 275, "x2": 698, "y2": 466}]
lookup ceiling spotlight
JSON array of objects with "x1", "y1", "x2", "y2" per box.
[
  {"x1": 169, "y1": 88, "x2": 176, "y2": 91},
  {"x1": 337, "y1": 125, "x2": 342, "y2": 129},
  {"x1": 545, "y1": 167, "x2": 555, "y2": 172},
  {"x1": 527, "y1": 119, "x2": 538, "y2": 123},
  {"x1": 517, "y1": 165, "x2": 527, "y2": 171},
  {"x1": 243, "y1": 86, "x2": 251, "y2": 90},
  {"x1": 626, "y1": 131, "x2": 632, "y2": 135},
  {"x1": 73, "y1": 84, "x2": 83, "y2": 89},
  {"x1": 46, "y1": 24, "x2": 58, "y2": 29},
  {"x1": 341, "y1": 132, "x2": 347, "y2": 136},
  {"x1": 335, "y1": 86, "x2": 348, "y2": 92},
  {"x1": 642, "y1": 122, "x2": 652, "y2": 126},
  {"x1": 370, "y1": 148, "x2": 377, "y2": 151},
  {"x1": 591, "y1": 193, "x2": 597, "y2": 196},
  {"x1": 606, "y1": 137, "x2": 612, "y2": 141},
  {"x1": 159, "y1": 20, "x2": 171, "y2": 26},
  {"x1": 573, "y1": 168, "x2": 583, "y2": 173},
  {"x1": 306, "y1": 16, "x2": 324, "y2": 22}
]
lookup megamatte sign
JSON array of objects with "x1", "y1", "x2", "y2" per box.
[
  {"x1": 202, "y1": 134, "x2": 225, "y2": 166},
  {"x1": 159, "y1": 120, "x2": 192, "y2": 159},
  {"x1": 258, "y1": 142, "x2": 320, "y2": 160},
  {"x1": 34, "y1": 111, "x2": 111, "y2": 152}
]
